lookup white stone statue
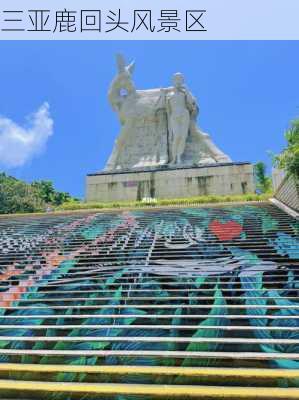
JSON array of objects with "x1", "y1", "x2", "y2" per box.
[
  {"x1": 160, "y1": 73, "x2": 198, "y2": 164},
  {"x1": 104, "y1": 55, "x2": 231, "y2": 171}
]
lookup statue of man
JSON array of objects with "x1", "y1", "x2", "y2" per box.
[{"x1": 163, "y1": 73, "x2": 197, "y2": 164}]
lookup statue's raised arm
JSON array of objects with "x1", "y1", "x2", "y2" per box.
[{"x1": 108, "y1": 54, "x2": 136, "y2": 112}]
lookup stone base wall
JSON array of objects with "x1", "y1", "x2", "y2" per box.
[{"x1": 86, "y1": 163, "x2": 255, "y2": 202}]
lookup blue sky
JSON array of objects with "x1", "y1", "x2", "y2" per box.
[{"x1": 0, "y1": 41, "x2": 298, "y2": 198}]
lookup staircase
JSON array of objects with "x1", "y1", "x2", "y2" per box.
[{"x1": 0, "y1": 201, "x2": 298, "y2": 399}]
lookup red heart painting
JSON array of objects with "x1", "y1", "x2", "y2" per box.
[{"x1": 209, "y1": 220, "x2": 243, "y2": 241}]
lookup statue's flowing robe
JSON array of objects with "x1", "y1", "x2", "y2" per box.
[{"x1": 105, "y1": 89, "x2": 169, "y2": 170}]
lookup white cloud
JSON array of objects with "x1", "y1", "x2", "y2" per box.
[{"x1": 0, "y1": 102, "x2": 53, "y2": 168}]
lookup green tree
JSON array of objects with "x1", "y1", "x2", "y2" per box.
[
  {"x1": 53, "y1": 191, "x2": 72, "y2": 206},
  {"x1": 31, "y1": 180, "x2": 77, "y2": 206},
  {"x1": 0, "y1": 174, "x2": 78, "y2": 214},
  {"x1": 254, "y1": 162, "x2": 272, "y2": 193},
  {"x1": 0, "y1": 173, "x2": 44, "y2": 214},
  {"x1": 31, "y1": 180, "x2": 56, "y2": 203},
  {"x1": 274, "y1": 119, "x2": 299, "y2": 180}
]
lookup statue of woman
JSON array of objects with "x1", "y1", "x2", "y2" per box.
[{"x1": 105, "y1": 54, "x2": 136, "y2": 170}]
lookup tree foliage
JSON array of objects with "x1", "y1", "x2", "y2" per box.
[
  {"x1": 254, "y1": 162, "x2": 272, "y2": 193},
  {"x1": 31, "y1": 180, "x2": 75, "y2": 206},
  {"x1": 274, "y1": 119, "x2": 299, "y2": 180},
  {"x1": 0, "y1": 174, "x2": 78, "y2": 214}
]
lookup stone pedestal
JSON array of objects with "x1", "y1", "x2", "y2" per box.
[{"x1": 86, "y1": 162, "x2": 255, "y2": 202}]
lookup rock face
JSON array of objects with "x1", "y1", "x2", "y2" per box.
[{"x1": 104, "y1": 54, "x2": 231, "y2": 171}]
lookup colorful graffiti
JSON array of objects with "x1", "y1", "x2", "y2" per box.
[{"x1": 0, "y1": 203, "x2": 298, "y2": 399}]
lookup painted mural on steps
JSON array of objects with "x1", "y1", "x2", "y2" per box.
[{"x1": 0, "y1": 203, "x2": 298, "y2": 399}]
